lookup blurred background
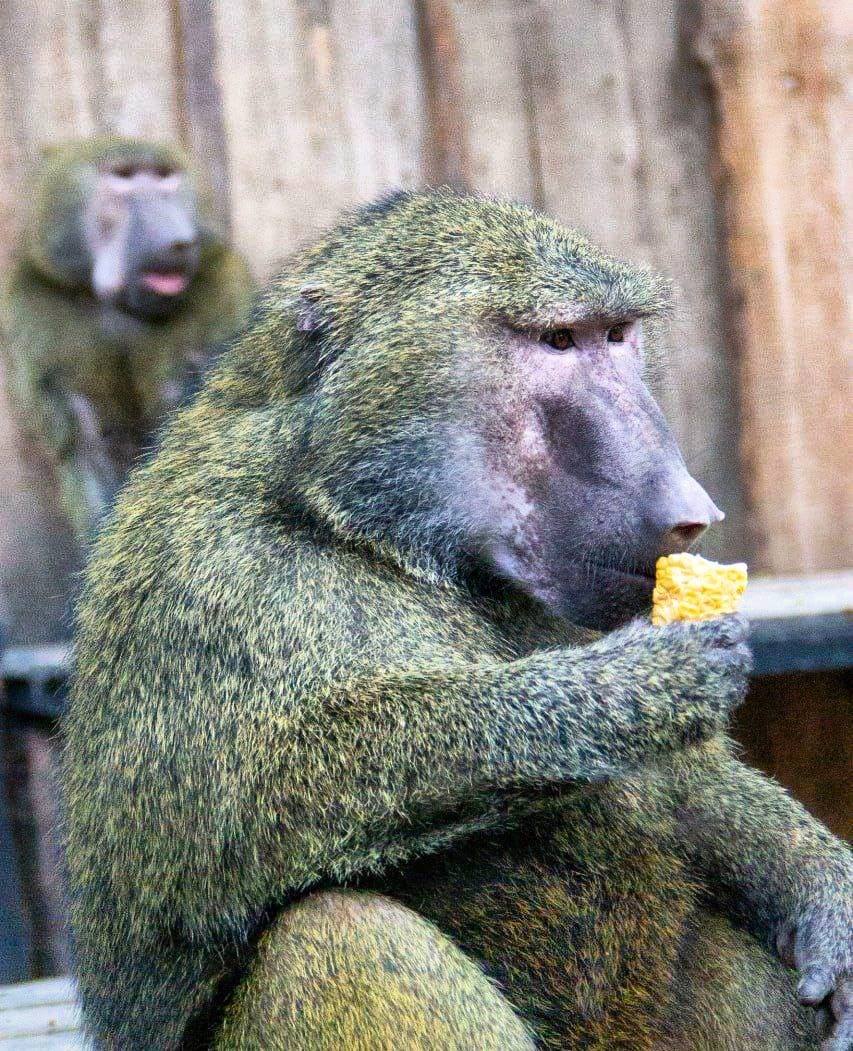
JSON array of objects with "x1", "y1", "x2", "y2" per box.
[{"x1": 0, "y1": 0, "x2": 849, "y2": 986}]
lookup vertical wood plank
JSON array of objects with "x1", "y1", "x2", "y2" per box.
[
  {"x1": 174, "y1": 0, "x2": 234, "y2": 226},
  {"x1": 414, "y1": 0, "x2": 470, "y2": 187},
  {"x1": 0, "y1": 0, "x2": 181, "y2": 175},
  {"x1": 0, "y1": 0, "x2": 185, "y2": 269},
  {"x1": 93, "y1": 2, "x2": 182, "y2": 138},
  {"x1": 734, "y1": 671, "x2": 853, "y2": 841},
  {"x1": 211, "y1": 0, "x2": 428, "y2": 277},
  {"x1": 515, "y1": 2, "x2": 648, "y2": 252},
  {"x1": 695, "y1": 0, "x2": 852, "y2": 572},
  {"x1": 445, "y1": 0, "x2": 539, "y2": 203}
]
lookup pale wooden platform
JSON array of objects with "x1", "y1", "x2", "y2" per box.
[{"x1": 0, "y1": 978, "x2": 84, "y2": 1049}]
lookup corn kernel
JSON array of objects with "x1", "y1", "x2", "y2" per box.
[{"x1": 652, "y1": 552, "x2": 747, "y2": 626}]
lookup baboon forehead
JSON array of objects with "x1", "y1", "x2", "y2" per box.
[
  {"x1": 300, "y1": 191, "x2": 670, "y2": 316},
  {"x1": 41, "y1": 137, "x2": 187, "y2": 177},
  {"x1": 33, "y1": 139, "x2": 191, "y2": 216},
  {"x1": 344, "y1": 190, "x2": 605, "y2": 264}
]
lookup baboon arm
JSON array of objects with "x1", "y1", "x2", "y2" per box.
[
  {"x1": 330, "y1": 648, "x2": 702, "y2": 794},
  {"x1": 671, "y1": 741, "x2": 853, "y2": 936},
  {"x1": 261, "y1": 625, "x2": 728, "y2": 880}
]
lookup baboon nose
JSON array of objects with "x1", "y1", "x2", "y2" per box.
[
  {"x1": 170, "y1": 236, "x2": 198, "y2": 254},
  {"x1": 668, "y1": 520, "x2": 710, "y2": 546},
  {"x1": 653, "y1": 473, "x2": 724, "y2": 555}
]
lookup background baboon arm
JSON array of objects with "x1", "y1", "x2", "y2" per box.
[{"x1": 39, "y1": 378, "x2": 118, "y2": 536}]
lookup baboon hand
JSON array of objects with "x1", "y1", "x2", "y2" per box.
[
  {"x1": 777, "y1": 889, "x2": 853, "y2": 1051},
  {"x1": 598, "y1": 614, "x2": 752, "y2": 749}
]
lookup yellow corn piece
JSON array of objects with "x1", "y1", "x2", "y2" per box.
[{"x1": 652, "y1": 552, "x2": 747, "y2": 626}]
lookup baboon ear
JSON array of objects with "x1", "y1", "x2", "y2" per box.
[
  {"x1": 294, "y1": 282, "x2": 328, "y2": 334},
  {"x1": 281, "y1": 281, "x2": 340, "y2": 393}
]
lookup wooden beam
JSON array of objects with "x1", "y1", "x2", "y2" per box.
[
  {"x1": 0, "y1": 647, "x2": 70, "y2": 720},
  {"x1": 694, "y1": 0, "x2": 852, "y2": 573},
  {"x1": 0, "y1": 977, "x2": 82, "y2": 1046},
  {"x1": 1, "y1": 573, "x2": 849, "y2": 715},
  {"x1": 742, "y1": 570, "x2": 853, "y2": 619}
]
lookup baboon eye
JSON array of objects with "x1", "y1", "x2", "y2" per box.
[
  {"x1": 541, "y1": 329, "x2": 575, "y2": 351},
  {"x1": 608, "y1": 324, "x2": 627, "y2": 343},
  {"x1": 112, "y1": 165, "x2": 135, "y2": 179},
  {"x1": 153, "y1": 165, "x2": 176, "y2": 179}
]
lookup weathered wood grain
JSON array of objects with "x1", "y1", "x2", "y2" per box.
[
  {"x1": 442, "y1": 0, "x2": 537, "y2": 201},
  {"x1": 618, "y1": 0, "x2": 749, "y2": 560},
  {"x1": 695, "y1": 0, "x2": 852, "y2": 573},
  {"x1": 211, "y1": 0, "x2": 429, "y2": 277},
  {"x1": 174, "y1": 0, "x2": 234, "y2": 226},
  {"x1": 415, "y1": 0, "x2": 470, "y2": 187},
  {"x1": 0, "y1": 0, "x2": 181, "y2": 199}
]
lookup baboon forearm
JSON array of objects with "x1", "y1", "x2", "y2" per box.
[
  {"x1": 261, "y1": 640, "x2": 723, "y2": 871},
  {"x1": 671, "y1": 742, "x2": 853, "y2": 935}
]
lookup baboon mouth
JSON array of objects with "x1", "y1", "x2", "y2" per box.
[
  {"x1": 141, "y1": 270, "x2": 189, "y2": 296},
  {"x1": 580, "y1": 559, "x2": 656, "y2": 586}
]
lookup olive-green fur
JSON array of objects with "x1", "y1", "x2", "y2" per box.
[
  {"x1": 1, "y1": 136, "x2": 254, "y2": 541},
  {"x1": 64, "y1": 191, "x2": 851, "y2": 1049}
]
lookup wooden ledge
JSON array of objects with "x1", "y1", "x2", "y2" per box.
[
  {"x1": 0, "y1": 977, "x2": 84, "y2": 1048},
  {"x1": 1, "y1": 572, "x2": 850, "y2": 717}
]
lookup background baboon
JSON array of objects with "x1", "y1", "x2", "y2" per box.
[
  {"x1": 1, "y1": 137, "x2": 254, "y2": 542},
  {"x1": 65, "y1": 192, "x2": 853, "y2": 1050}
]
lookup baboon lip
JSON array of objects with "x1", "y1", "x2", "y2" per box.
[
  {"x1": 141, "y1": 270, "x2": 189, "y2": 296},
  {"x1": 578, "y1": 559, "x2": 656, "y2": 585}
]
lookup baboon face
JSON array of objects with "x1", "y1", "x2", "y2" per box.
[
  {"x1": 456, "y1": 313, "x2": 722, "y2": 629},
  {"x1": 289, "y1": 193, "x2": 723, "y2": 629},
  {"x1": 83, "y1": 158, "x2": 202, "y2": 320},
  {"x1": 28, "y1": 140, "x2": 204, "y2": 322}
]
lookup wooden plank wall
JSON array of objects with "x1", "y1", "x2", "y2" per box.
[
  {"x1": 1, "y1": 0, "x2": 850, "y2": 643},
  {"x1": 696, "y1": 0, "x2": 852, "y2": 574}
]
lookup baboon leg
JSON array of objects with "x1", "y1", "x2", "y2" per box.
[
  {"x1": 667, "y1": 910, "x2": 822, "y2": 1051},
  {"x1": 214, "y1": 889, "x2": 537, "y2": 1051}
]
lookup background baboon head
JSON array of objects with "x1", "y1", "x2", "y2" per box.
[{"x1": 24, "y1": 138, "x2": 214, "y2": 321}]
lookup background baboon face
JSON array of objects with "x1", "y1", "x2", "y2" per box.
[{"x1": 84, "y1": 162, "x2": 202, "y2": 321}]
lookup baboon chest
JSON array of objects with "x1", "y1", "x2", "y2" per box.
[{"x1": 367, "y1": 797, "x2": 697, "y2": 1048}]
